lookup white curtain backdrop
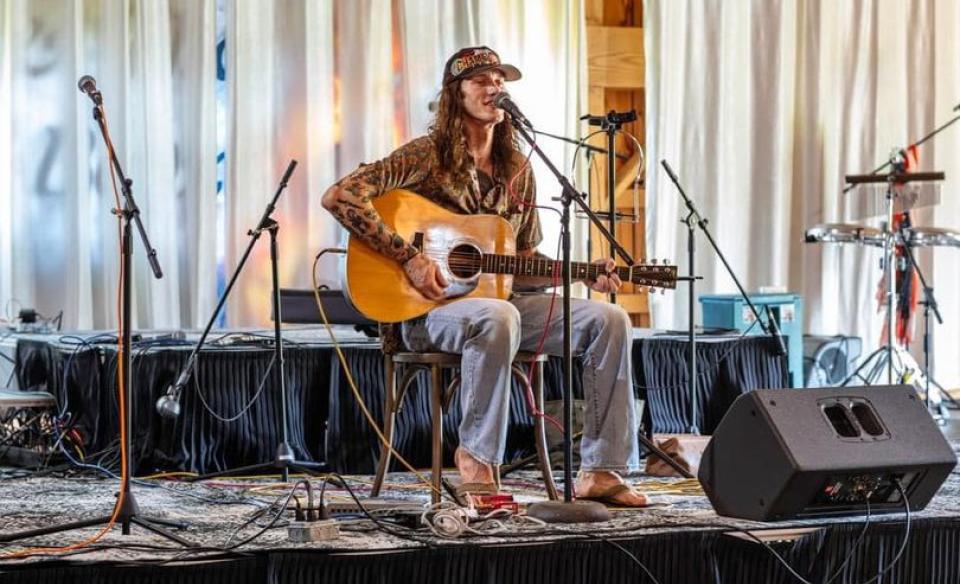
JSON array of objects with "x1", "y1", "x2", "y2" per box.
[
  {"x1": 646, "y1": 0, "x2": 960, "y2": 388},
  {"x1": 0, "y1": 0, "x2": 217, "y2": 330},
  {"x1": 1, "y1": 0, "x2": 585, "y2": 329},
  {"x1": 226, "y1": 0, "x2": 587, "y2": 324}
]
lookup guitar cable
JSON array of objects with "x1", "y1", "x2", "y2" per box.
[
  {"x1": 310, "y1": 253, "x2": 446, "y2": 501},
  {"x1": 506, "y1": 133, "x2": 565, "y2": 434}
]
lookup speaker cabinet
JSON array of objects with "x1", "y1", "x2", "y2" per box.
[{"x1": 698, "y1": 386, "x2": 956, "y2": 521}]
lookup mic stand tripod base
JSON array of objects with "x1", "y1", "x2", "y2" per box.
[{"x1": 526, "y1": 499, "x2": 611, "y2": 523}]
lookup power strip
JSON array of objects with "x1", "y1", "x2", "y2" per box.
[{"x1": 325, "y1": 497, "x2": 425, "y2": 517}]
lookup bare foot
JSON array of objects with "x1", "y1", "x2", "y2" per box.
[
  {"x1": 454, "y1": 447, "x2": 496, "y2": 485},
  {"x1": 575, "y1": 471, "x2": 648, "y2": 507}
]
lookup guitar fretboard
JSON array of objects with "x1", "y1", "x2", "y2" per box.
[{"x1": 478, "y1": 253, "x2": 672, "y2": 285}]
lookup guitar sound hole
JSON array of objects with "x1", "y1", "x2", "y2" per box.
[{"x1": 447, "y1": 244, "x2": 482, "y2": 278}]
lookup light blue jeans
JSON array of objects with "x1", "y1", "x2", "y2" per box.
[{"x1": 401, "y1": 293, "x2": 639, "y2": 472}]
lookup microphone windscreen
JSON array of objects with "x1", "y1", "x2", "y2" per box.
[{"x1": 77, "y1": 75, "x2": 96, "y2": 92}]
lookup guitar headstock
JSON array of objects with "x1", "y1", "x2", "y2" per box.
[{"x1": 629, "y1": 261, "x2": 678, "y2": 290}]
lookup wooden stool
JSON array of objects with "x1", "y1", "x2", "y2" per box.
[{"x1": 370, "y1": 350, "x2": 559, "y2": 504}]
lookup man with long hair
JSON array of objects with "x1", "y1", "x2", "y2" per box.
[{"x1": 322, "y1": 47, "x2": 647, "y2": 507}]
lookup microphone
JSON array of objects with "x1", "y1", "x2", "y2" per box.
[
  {"x1": 764, "y1": 305, "x2": 788, "y2": 358},
  {"x1": 493, "y1": 92, "x2": 532, "y2": 128},
  {"x1": 661, "y1": 159, "x2": 680, "y2": 184},
  {"x1": 155, "y1": 369, "x2": 191, "y2": 418},
  {"x1": 77, "y1": 75, "x2": 103, "y2": 105}
]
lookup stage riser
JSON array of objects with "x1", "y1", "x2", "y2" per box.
[{"x1": 0, "y1": 518, "x2": 954, "y2": 584}]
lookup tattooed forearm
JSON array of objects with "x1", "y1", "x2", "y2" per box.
[
  {"x1": 323, "y1": 184, "x2": 419, "y2": 264},
  {"x1": 321, "y1": 137, "x2": 435, "y2": 264}
]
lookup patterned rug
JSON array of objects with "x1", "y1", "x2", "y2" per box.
[{"x1": 1, "y1": 437, "x2": 959, "y2": 568}]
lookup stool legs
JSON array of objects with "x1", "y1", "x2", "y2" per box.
[
  {"x1": 371, "y1": 356, "x2": 396, "y2": 497},
  {"x1": 430, "y1": 364, "x2": 444, "y2": 505},
  {"x1": 373, "y1": 354, "x2": 557, "y2": 503}
]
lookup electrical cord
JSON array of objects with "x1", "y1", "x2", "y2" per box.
[
  {"x1": 823, "y1": 499, "x2": 873, "y2": 584},
  {"x1": 594, "y1": 535, "x2": 662, "y2": 584},
  {"x1": 2, "y1": 103, "x2": 129, "y2": 560},
  {"x1": 190, "y1": 353, "x2": 276, "y2": 423},
  {"x1": 310, "y1": 256, "x2": 446, "y2": 501},
  {"x1": 732, "y1": 479, "x2": 910, "y2": 584}
]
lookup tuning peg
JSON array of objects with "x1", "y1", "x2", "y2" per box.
[
  {"x1": 650, "y1": 258, "x2": 658, "y2": 265},
  {"x1": 649, "y1": 286, "x2": 657, "y2": 294},
  {"x1": 662, "y1": 258, "x2": 670, "y2": 265}
]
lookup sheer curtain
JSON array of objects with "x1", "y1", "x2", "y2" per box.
[
  {"x1": 225, "y1": 0, "x2": 586, "y2": 325},
  {"x1": 646, "y1": 0, "x2": 960, "y2": 387},
  {"x1": 0, "y1": 0, "x2": 217, "y2": 330},
  {"x1": 1, "y1": 0, "x2": 585, "y2": 329}
]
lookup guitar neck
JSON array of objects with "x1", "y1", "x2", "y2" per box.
[{"x1": 481, "y1": 254, "x2": 630, "y2": 281}]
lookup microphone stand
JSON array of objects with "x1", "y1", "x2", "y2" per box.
[
  {"x1": 530, "y1": 127, "x2": 631, "y2": 161},
  {"x1": 514, "y1": 119, "x2": 693, "y2": 525},
  {"x1": 660, "y1": 161, "x2": 789, "y2": 389},
  {"x1": 0, "y1": 88, "x2": 195, "y2": 547},
  {"x1": 173, "y1": 160, "x2": 326, "y2": 483}
]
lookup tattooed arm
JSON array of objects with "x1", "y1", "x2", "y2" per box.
[
  {"x1": 321, "y1": 141, "x2": 428, "y2": 263},
  {"x1": 321, "y1": 137, "x2": 449, "y2": 299}
]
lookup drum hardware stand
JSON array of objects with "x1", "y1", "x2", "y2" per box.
[
  {"x1": 836, "y1": 103, "x2": 959, "y2": 397},
  {"x1": 841, "y1": 104, "x2": 960, "y2": 195},
  {"x1": 0, "y1": 79, "x2": 198, "y2": 547},
  {"x1": 897, "y1": 222, "x2": 956, "y2": 421},
  {"x1": 841, "y1": 160, "x2": 945, "y2": 389},
  {"x1": 509, "y1": 110, "x2": 693, "y2": 524}
]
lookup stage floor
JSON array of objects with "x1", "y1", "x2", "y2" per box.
[{"x1": 2, "y1": 436, "x2": 960, "y2": 583}]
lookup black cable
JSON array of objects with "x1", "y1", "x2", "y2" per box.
[
  {"x1": 736, "y1": 528, "x2": 815, "y2": 584},
  {"x1": 593, "y1": 535, "x2": 663, "y2": 584},
  {"x1": 731, "y1": 480, "x2": 911, "y2": 584},
  {"x1": 857, "y1": 480, "x2": 911, "y2": 584},
  {"x1": 824, "y1": 499, "x2": 872, "y2": 584}
]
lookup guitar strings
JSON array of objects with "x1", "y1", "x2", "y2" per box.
[{"x1": 417, "y1": 250, "x2": 671, "y2": 285}]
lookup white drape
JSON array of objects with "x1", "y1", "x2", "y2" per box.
[
  {"x1": 226, "y1": 0, "x2": 586, "y2": 324},
  {"x1": 646, "y1": 0, "x2": 960, "y2": 388},
  {"x1": 1, "y1": 0, "x2": 585, "y2": 329},
  {"x1": 0, "y1": 0, "x2": 217, "y2": 330}
]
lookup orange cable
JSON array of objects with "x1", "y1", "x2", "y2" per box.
[{"x1": 4, "y1": 106, "x2": 127, "y2": 559}]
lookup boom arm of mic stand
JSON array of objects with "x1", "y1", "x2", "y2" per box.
[
  {"x1": 159, "y1": 160, "x2": 298, "y2": 417},
  {"x1": 843, "y1": 109, "x2": 960, "y2": 193},
  {"x1": 512, "y1": 119, "x2": 693, "y2": 480},
  {"x1": 660, "y1": 161, "x2": 784, "y2": 352},
  {"x1": 92, "y1": 105, "x2": 163, "y2": 279}
]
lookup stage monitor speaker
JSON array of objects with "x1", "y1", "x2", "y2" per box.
[
  {"x1": 698, "y1": 386, "x2": 956, "y2": 521},
  {"x1": 803, "y1": 334, "x2": 862, "y2": 387}
]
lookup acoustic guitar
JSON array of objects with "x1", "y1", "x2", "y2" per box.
[{"x1": 344, "y1": 189, "x2": 678, "y2": 323}]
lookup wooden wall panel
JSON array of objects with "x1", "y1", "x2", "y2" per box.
[
  {"x1": 585, "y1": 0, "x2": 648, "y2": 327},
  {"x1": 586, "y1": 27, "x2": 644, "y2": 89}
]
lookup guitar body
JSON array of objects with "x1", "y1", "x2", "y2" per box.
[{"x1": 345, "y1": 189, "x2": 516, "y2": 323}]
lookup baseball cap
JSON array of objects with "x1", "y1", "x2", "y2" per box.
[{"x1": 442, "y1": 46, "x2": 522, "y2": 85}]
